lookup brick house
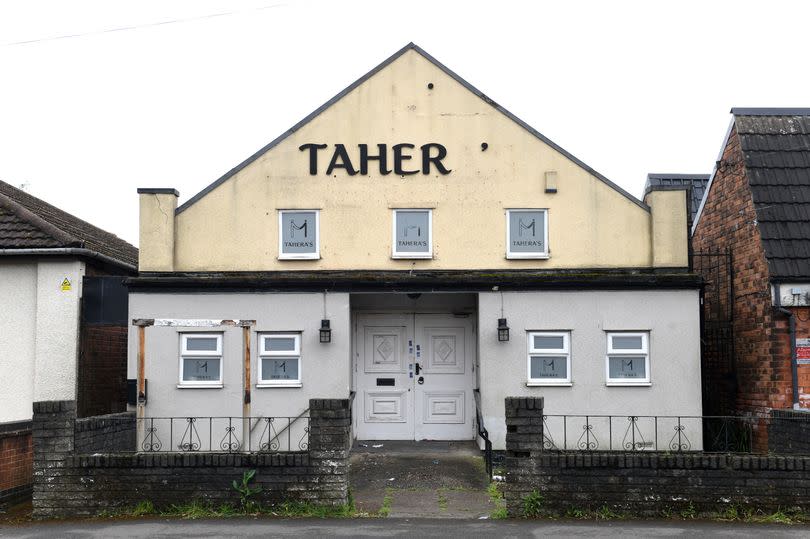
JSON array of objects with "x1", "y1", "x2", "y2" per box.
[
  {"x1": 692, "y1": 109, "x2": 810, "y2": 420},
  {"x1": 0, "y1": 180, "x2": 137, "y2": 507}
]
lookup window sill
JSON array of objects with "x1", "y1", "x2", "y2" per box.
[
  {"x1": 391, "y1": 254, "x2": 433, "y2": 259},
  {"x1": 177, "y1": 384, "x2": 223, "y2": 389},
  {"x1": 278, "y1": 255, "x2": 320, "y2": 261},
  {"x1": 257, "y1": 383, "x2": 303, "y2": 389},
  {"x1": 507, "y1": 254, "x2": 550, "y2": 260},
  {"x1": 526, "y1": 382, "x2": 572, "y2": 387},
  {"x1": 605, "y1": 382, "x2": 651, "y2": 387}
]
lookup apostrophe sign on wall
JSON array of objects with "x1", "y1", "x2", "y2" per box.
[{"x1": 61, "y1": 277, "x2": 71, "y2": 291}]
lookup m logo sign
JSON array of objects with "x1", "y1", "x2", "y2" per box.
[
  {"x1": 507, "y1": 209, "x2": 548, "y2": 259},
  {"x1": 279, "y1": 210, "x2": 319, "y2": 260}
]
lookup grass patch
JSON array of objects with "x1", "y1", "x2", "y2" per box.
[
  {"x1": 487, "y1": 481, "x2": 508, "y2": 519},
  {"x1": 595, "y1": 505, "x2": 623, "y2": 520},
  {"x1": 437, "y1": 492, "x2": 448, "y2": 512},
  {"x1": 521, "y1": 490, "x2": 545, "y2": 518},
  {"x1": 131, "y1": 500, "x2": 155, "y2": 517},
  {"x1": 377, "y1": 489, "x2": 394, "y2": 518}
]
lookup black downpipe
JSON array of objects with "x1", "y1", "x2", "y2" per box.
[{"x1": 774, "y1": 284, "x2": 799, "y2": 408}]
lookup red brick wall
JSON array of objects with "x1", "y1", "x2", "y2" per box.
[
  {"x1": 0, "y1": 425, "x2": 32, "y2": 505},
  {"x1": 793, "y1": 307, "x2": 810, "y2": 408},
  {"x1": 693, "y1": 126, "x2": 806, "y2": 421}
]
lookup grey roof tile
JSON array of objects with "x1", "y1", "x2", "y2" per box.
[
  {"x1": 733, "y1": 111, "x2": 810, "y2": 280},
  {"x1": 0, "y1": 180, "x2": 137, "y2": 267}
]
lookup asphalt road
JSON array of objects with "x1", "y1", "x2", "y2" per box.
[{"x1": 1, "y1": 518, "x2": 808, "y2": 538}]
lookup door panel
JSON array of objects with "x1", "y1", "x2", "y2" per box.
[
  {"x1": 355, "y1": 316, "x2": 413, "y2": 440},
  {"x1": 415, "y1": 315, "x2": 474, "y2": 440}
]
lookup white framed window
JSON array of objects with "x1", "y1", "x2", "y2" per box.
[
  {"x1": 605, "y1": 332, "x2": 650, "y2": 385},
  {"x1": 179, "y1": 333, "x2": 223, "y2": 388},
  {"x1": 278, "y1": 210, "x2": 320, "y2": 260},
  {"x1": 506, "y1": 209, "x2": 549, "y2": 259},
  {"x1": 258, "y1": 333, "x2": 302, "y2": 387},
  {"x1": 527, "y1": 331, "x2": 571, "y2": 386},
  {"x1": 392, "y1": 209, "x2": 432, "y2": 259}
]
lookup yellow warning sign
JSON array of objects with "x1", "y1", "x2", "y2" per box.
[{"x1": 61, "y1": 278, "x2": 71, "y2": 291}]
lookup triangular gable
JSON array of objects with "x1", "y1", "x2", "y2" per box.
[{"x1": 177, "y1": 42, "x2": 647, "y2": 214}]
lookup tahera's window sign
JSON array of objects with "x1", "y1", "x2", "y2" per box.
[
  {"x1": 506, "y1": 209, "x2": 549, "y2": 259},
  {"x1": 279, "y1": 210, "x2": 320, "y2": 260},
  {"x1": 392, "y1": 209, "x2": 432, "y2": 259}
]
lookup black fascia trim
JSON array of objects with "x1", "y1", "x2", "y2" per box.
[
  {"x1": 175, "y1": 42, "x2": 649, "y2": 215},
  {"x1": 127, "y1": 269, "x2": 700, "y2": 293},
  {"x1": 730, "y1": 107, "x2": 810, "y2": 116},
  {"x1": 137, "y1": 188, "x2": 179, "y2": 196}
]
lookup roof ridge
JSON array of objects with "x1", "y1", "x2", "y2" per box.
[
  {"x1": 0, "y1": 179, "x2": 133, "y2": 248},
  {"x1": 732, "y1": 107, "x2": 810, "y2": 116},
  {"x1": 0, "y1": 191, "x2": 80, "y2": 246},
  {"x1": 176, "y1": 42, "x2": 647, "y2": 214}
]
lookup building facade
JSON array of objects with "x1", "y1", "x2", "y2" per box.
[
  {"x1": 0, "y1": 179, "x2": 136, "y2": 506},
  {"x1": 692, "y1": 108, "x2": 810, "y2": 419},
  {"x1": 130, "y1": 43, "x2": 701, "y2": 450}
]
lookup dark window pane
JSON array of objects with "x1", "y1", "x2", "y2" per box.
[
  {"x1": 182, "y1": 358, "x2": 221, "y2": 382},
  {"x1": 530, "y1": 355, "x2": 568, "y2": 379},
  {"x1": 608, "y1": 356, "x2": 646, "y2": 379}
]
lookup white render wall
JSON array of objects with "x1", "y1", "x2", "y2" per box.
[
  {"x1": 0, "y1": 258, "x2": 84, "y2": 422},
  {"x1": 127, "y1": 292, "x2": 351, "y2": 422},
  {"x1": 478, "y1": 290, "x2": 702, "y2": 449}
]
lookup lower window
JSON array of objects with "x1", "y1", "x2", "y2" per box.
[
  {"x1": 605, "y1": 332, "x2": 650, "y2": 385},
  {"x1": 259, "y1": 333, "x2": 302, "y2": 386},
  {"x1": 179, "y1": 333, "x2": 223, "y2": 387},
  {"x1": 527, "y1": 331, "x2": 571, "y2": 385}
]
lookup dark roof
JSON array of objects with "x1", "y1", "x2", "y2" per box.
[
  {"x1": 733, "y1": 109, "x2": 810, "y2": 280},
  {"x1": 175, "y1": 42, "x2": 648, "y2": 214},
  {"x1": 0, "y1": 180, "x2": 138, "y2": 268},
  {"x1": 644, "y1": 173, "x2": 710, "y2": 224}
]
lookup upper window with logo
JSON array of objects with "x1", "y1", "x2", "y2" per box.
[
  {"x1": 506, "y1": 209, "x2": 548, "y2": 259},
  {"x1": 279, "y1": 210, "x2": 319, "y2": 260},
  {"x1": 392, "y1": 209, "x2": 432, "y2": 259}
]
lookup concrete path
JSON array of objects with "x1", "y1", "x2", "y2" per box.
[
  {"x1": 349, "y1": 441, "x2": 494, "y2": 518},
  {"x1": 2, "y1": 517, "x2": 808, "y2": 538}
]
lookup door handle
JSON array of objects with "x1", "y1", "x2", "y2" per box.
[
  {"x1": 417, "y1": 376, "x2": 424, "y2": 385},
  {"x1": 415, "y1": 362, "x2": 421, "y2": 375}
]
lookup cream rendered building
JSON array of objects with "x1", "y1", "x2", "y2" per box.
[{"x1": 130, "y1": 43, "x2": 701, "y2": 450}]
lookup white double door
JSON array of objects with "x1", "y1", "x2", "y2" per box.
[{"x1": 354, "y1": 313, "x2": 475, "y2": 441}]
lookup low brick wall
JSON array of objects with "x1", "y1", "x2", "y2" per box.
[
  {"x1": 33, "y1": 399, "x2": 350, "y2": 518},
  {"x1": 0, "y1": 420, "x2": 33, "y2": 508},
  {"x1": 504, "y1": 397, "x2": 810, "y2": 516},
  {"x1": 768, "y1": 409, "x2": 810, "y2": 454},
  {"x1": 74, "y1": 412, "x2": 136, "y2": 453}
]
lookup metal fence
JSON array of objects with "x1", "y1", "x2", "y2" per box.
[
  {"x1": 539, "y1": 414, "x2": 804, "y2": 453},
  {"x1": 79, "y1": 415, "x2": 311, "y2": 453}
]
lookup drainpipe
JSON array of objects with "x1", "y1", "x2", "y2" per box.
[{"x1": 774, "y1": 284, "x2": 800, "y2": 409}]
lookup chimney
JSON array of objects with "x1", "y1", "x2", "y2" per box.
[
  {"x1": 137, "y1": 188, "x2": 178, "y2": 272},
  {"x1": 643, "y1": 189, "x2": 688, "y2": 268}
]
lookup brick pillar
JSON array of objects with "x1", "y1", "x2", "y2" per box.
[
  {"x1": 32, "y1": 400, "x2": 76, "y2": 519},
  {"x1": 308, "y1": 398, "x2": 351, "y2": 506},
  {"x1": 504, "y1": 396, "x2": 544, "y2": 517},
  {"x1": 505, "y1": 396, "x2": 544, "y2": 457}
]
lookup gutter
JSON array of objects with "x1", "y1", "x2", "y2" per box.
[
  {"x1": 0, "y1": 248, "x2": 137, "y2": 273},
  {"x1": 774, "y1": 284, "x2": 800, "y2": 409}
]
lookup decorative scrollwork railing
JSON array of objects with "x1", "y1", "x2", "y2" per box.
[
  {"x1": 126, "y1": 415, "x2": 309, "y2": 453},
  {"x1": 539, "y1": 414, "x2": 766, "y2": 453}
]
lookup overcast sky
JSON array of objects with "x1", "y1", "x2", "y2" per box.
[{"x1": 1, "y1": 0, "x2": 807, "y2": 246}]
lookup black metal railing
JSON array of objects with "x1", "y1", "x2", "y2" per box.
[
  {"x1": 77, "y1": 415, "x2": 310, "y2": 453},
  {"x1": 474, "y1": 389, "x2": 493, "y2": 478},
  {"x1": 538, "y1": 414, "x2": 802, "y2": 453}
]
